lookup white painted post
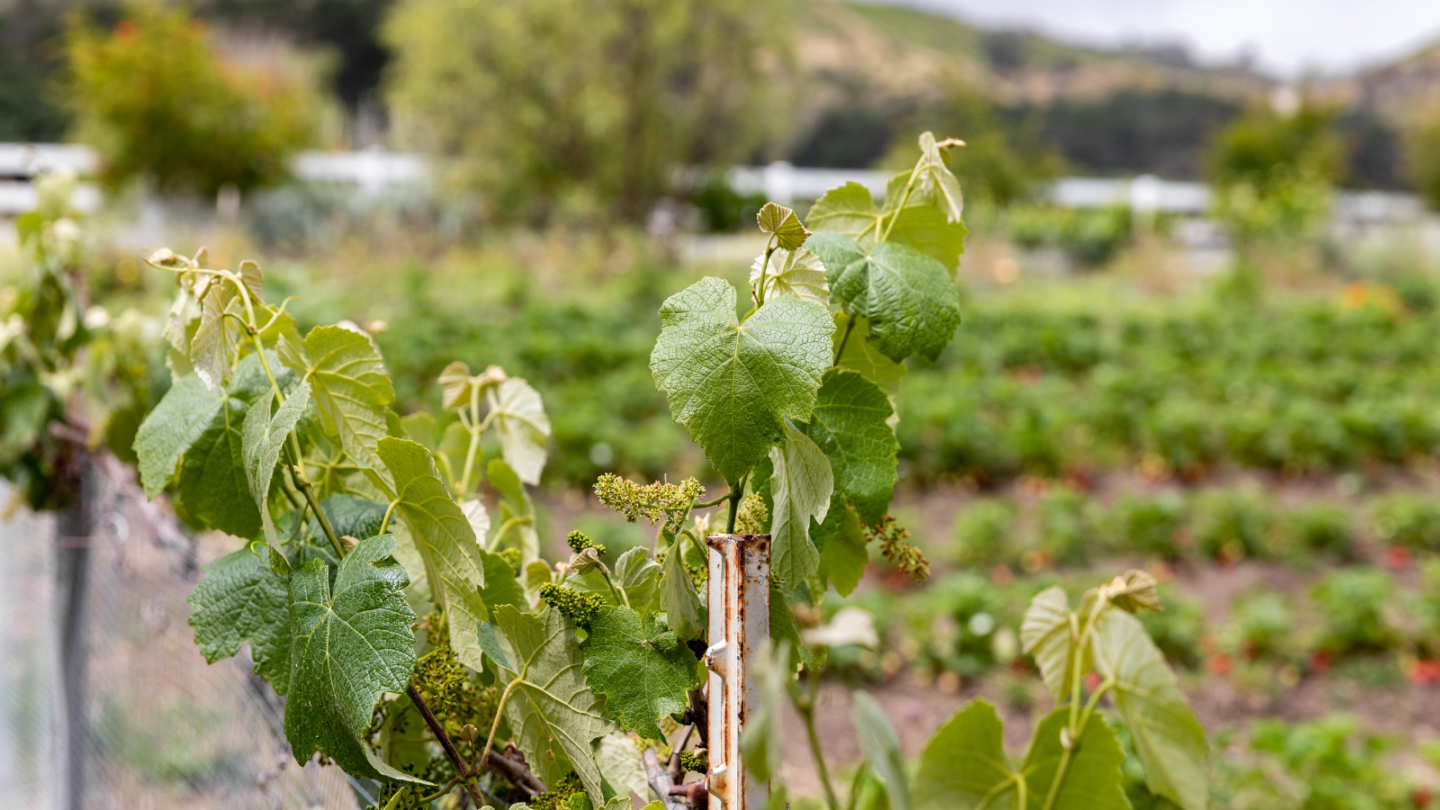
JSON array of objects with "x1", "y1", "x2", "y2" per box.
[{"x1": 703, "y1": 534, "x2": 770, "y2": 810}]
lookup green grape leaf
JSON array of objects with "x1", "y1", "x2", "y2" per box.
[
  {"x1": 491, "y1": 605, "x2": 618, "y2": 806},
  {"x1": 241, "y1": 381, "x2": 311, "y2": 550},
  {"x1": 768, "y1": 421, "x2": 833, "y2": 584},
  {"x1": 377, "y1": 437, "x2": 490, "y2": 673},
  {"x1": 853, "y1": 692, "x2": 911, "y2": 810},
  {"x1": 597, "y1": 731, "x2": 650, "y2": 801},
  {"x1": 237, "y1": 259, "x2": 265, "y2": 304},
  {"x1": 284, "y1": 535, "x2": 422, "y2": 783},
  {"x1": 187, "y1": 541, "x2": 293, "y2": 694},
  {"x1": 191, "y1": 280, "x2": 245, "y2": 391},
  {"x1": 886, "y1": 204, "x2": 968, "y2": 271},
  {"x1": 581, "y1": 605, "x2": 699, "y2": 741},
  {"x1": 1020, "y1": 586, "x2": 1086, "y2": 704},
  {"x1": 739, "y1": 640, "x2": 789, "y2": 783},
  {"x1": 319, "y1": 494, "x2": 389, "y2": 539},
  {"x1": 487, "y1": 377, "x2": 551, "y2": 486},
  {"x1": 834, "y1": 314, "x2": 906, "y2": 407},
  {"x1": 751, "y1": 247, "x2": 829, "y2": 307},
  {"x1": 281, "y1": 325, "x2": 395, "y2": 475},
  {"x1": 1019, "y1": 708, "x2": 1130, "y2": 810},
  {"x1": 134, "y1": 373, "x2": 227, "y2": 497},
  {"x1": 1092, "y1": 610, "x2": 1209, "y2": 810},
  {"x1": 912, "y1": 699, "x2": 1013, "y2": 810},
  {"x1": 175, "y1": 354, "x2": 294, "y2": 538},
  {"x1": 807, "y1": 234, "x2": 961, "y2": 363},
  {"x1": 479, "y1": 547, "x2": 526, "y2": 613},
  {"x1": 807, "y1": 369, "x2": 898, "y2": 526},
  {"x1": 808, "y1": 182, "x2": 882, "y2": 242},
  {"x1": 488, "y1": 458, "x2": 540, "y2": 564},
  {"x1": 650, "y1": 277, "x2": 834, "y2": 483},
  {"x1": 400, "y1": 411, "x2": 437, "y2": 451},
  {"x1": 659, "y1": 535, "x2": 705, "y2": 640},
  {"x1": 756, "y1": 202, "x2": 812, "y2": 251},
  {"x1": 814, "y1": 496, "x2": 868, "y2": 597}
]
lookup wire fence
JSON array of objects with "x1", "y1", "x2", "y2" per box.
[{"x1": 0, "y1": 463, "x2": 371, "y2": 809}]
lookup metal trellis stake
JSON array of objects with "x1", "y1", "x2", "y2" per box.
[{"x1": 703, "y1": 533, "x2": 770, "y2": 810}]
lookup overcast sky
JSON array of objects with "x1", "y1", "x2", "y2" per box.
[{"x1": 876, "y1": 0, "x2": 1440, "y2": 77}]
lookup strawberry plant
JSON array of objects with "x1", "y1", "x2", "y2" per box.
[{"x1": 119, "y1": 132, "x2": 1207, "y2": 809}]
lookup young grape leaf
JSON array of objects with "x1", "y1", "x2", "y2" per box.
[
  {"x1": 478, "y1": 547, "x2": 526, "y2": 613},
  {"x1": 1018, "y1": 708, "x2": 1130, "y2": 810},
  {"x1": 853, "y1": 692, "x2": 911, "y2": 810},
  {"x1": 912, "y1": 699, "x2": 1014, "y2": 810},
  {"x1": 750, "y1": 247, "x2": 829, "y2": 307},
  {"x1": 1020, "y1": 586, "x2": 1086, "y2": 704},
  {"x1": 281, "y1": 325, "x2": 395, "y2": 475},
  {"x1": 740, "y1": 640, "x2": 788, "y2": 783},
  {"x1": 768, "y1": 421, "x2": 833, "y2": 584},
  {"x1": 897, "y1": 132, "x2": 964, "y2": 224},
  {"x1": 399, "y1": 411, "x2": 437, "y2": 451},
  {"x1": 650, "y1": 277, "x2": 834, "y2": 483},
  {"x1": 488, "y1": 458, "x2": 540, "y2": 563},
  {"x1": 756, "y1": 202, "x2": 812, "y2": 251},
  {"x1": 191, "y1": 280, "x2": 245, "y2": 391},
  {"x1": 659, "y1": 534, "x2": 705, "y2": 640},
  {"x1": 237, "y1": 259, "x2": 265, "y2": 304},
  {"x1": 487, "y1": 377, "x2": 551, "y2": 485},
  {"x1": 134, "y1": 373, "x2": 228, "y2": 497},
  {"x1": 1092, "y1": 610, "x2": 1209, "y2": 810},
  {"x1": 613, "y1": 546, "x2": 661, "y2": 612},
  {"x1": 241, "y1": 381, "x2": 311, "y2": 550},
  {"x1": 188, "y1": 541, "x2": 293, "y2": 694},
  {"x1": 491, "y1": 605, "x2": 618, "y2": 806},
  {"x1": 581, "y1": 605, "x2": 698, "y2": 741},
  {"x1": 175, "y1": 353, "x2": 296, "y2": 538},
  {"x1": 807, "y1": 182, "x2": 882, "y2": 242},
  {"x1": 813, "y1": 496, "x2": 868, "y2": 597},
  {"x1": 462, "y1": 498, "x2": 491, "y2": 541},
  {"x1": 285, "y1": 535, "x2": 422, "y2": 783},
  {"x1": 377, "y1": 437, "x2": 490, "y2": 673},
  {"x1": 807, "y1": 369, "x2": 897, "y2": 526},
  {"x1": 807, "y1": 234, "x2": 961, "y2": 363}
]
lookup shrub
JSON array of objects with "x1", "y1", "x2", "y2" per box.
[
  {"x1": 1311, "y1": 569, "x2": 1401, "y2": 655},
  {"x1": 1228, "y1": 592, "x2": 1294, "y2": 659},
  {"x1": 1108, "y1": 492, "x2": 1187, "y2": 561},
  {"x1": 1192, "y1": 488, "x2": 1274, "y2": 562},
  {"x1": 1036, "y1": 485, "x2": 1098, "y2": 567},
  {"x1": 1139, "y1": 586, "x2": 1206, "y2": 670},
  {"x1": 1370, "y1": 493, "x2": 1440, "y2": 551},
  {"x1": 64, "y1": 4, "x2": 323, "y2": 197},
  {"x1": 951, "y1": 498, "x2": 1020, "y2": 568},
  {"x1": 1284, "y1": 502, "x2": 1356, "y2": 560}
]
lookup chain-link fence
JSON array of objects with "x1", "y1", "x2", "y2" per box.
[{"x1": 1, "y1": 464, "x2": 372, "y2": 809}]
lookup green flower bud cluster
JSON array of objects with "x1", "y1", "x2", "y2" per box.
[
  {"x1": 678, "y1": 749, "x2": 709, "y2": 774},
  {"x1": 566, "y1": 529, "x2": 605, "y2": 557},
  {"x1": 497, "y1": 546, "x2": 523, "y2": 573},
  {"x1": 594, "y1": 473, "x2": 704, "y2": 534},
  {"x1": 734, "y1": 492, "x2": 769, "y2": 534},
  {"x1": 539, "y1": 583, "x2": 604, "y2": 628},
  {"x1": 529, "y1": 773, "x2": 586, "y2": 810},
  {"x1": 412, "y1": 644, "x2": 468, "y2": 716},
  {"x1": 868, "y1": 515, "x2": 929, "y2": 582}
]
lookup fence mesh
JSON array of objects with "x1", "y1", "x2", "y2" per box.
[{"x1": 1, "y1": 467, "x2": 373, "y2": 809}]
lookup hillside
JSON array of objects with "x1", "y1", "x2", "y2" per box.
[
  {"x1": 1319, "y1": 40, "x2": 1440, "y2": 125},
  {"x1": 796, "y1": 1, "x2": 1273, "y2": 108}
]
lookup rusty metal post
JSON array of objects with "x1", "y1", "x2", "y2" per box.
[{"x1": 703, "y1": 534, "x2": 770, "y2": 810}]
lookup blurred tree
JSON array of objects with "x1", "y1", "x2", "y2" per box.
[
  {"x1": 1208, "y1": 103, "x2": 1343, "y2": 194},
  {"x1": 64, "y1": 3, "x2": 324, "y2": 198},
  {"x1": 382, "y1": 0, "x2": 787, "y2": 224},
  {"x1": 1207, "y1": 102, "x2": 1341, "y2": 245},
  {"x1": 1038, "y1": 90, "x2": 1242, "y2": 180},
  {"x1": 1406, "y1": 107, "x2": 1440, "y2": 211},
  {"x1": 882, "y1": 84, "x2": 1062, "y2": 207}
]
